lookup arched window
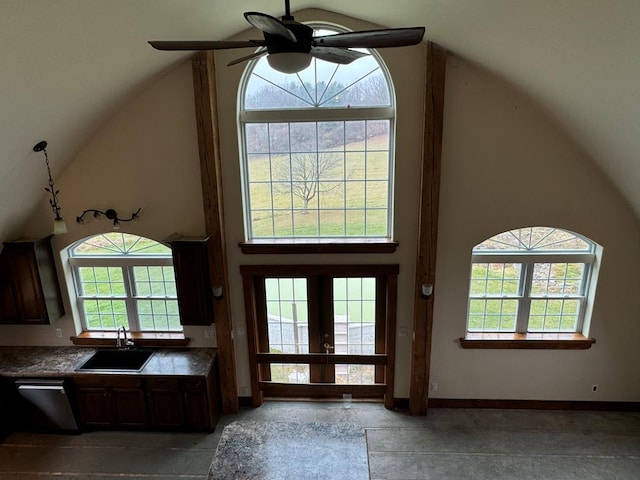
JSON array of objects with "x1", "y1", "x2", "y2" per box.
[
  {"x1": 239, "y1": 24, "x2": 395, "y2": 240},
  {"x1": 466, "y1": 227, "x2": 600, "y2": 334},
  {"x1": 69, "y1": 233, "x2": 181, "y2": 333}
]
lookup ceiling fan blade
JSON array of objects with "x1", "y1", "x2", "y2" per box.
[
  {"x1": 227, "y1": 49, "x2": 268, "y2": 66},
  {"x1": 309, "y1": 47, "x2": 369, "y2": 65},
  {"x1": 244, "y1": 12, "x2": 297, "y2": 42},
  {"x1": 149, "y1": 40, "x2": 264, "y2": 51},
  {"x1": 313, "y1": 27, "x2": 425, "y2": 49}
]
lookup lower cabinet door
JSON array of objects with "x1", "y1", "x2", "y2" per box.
[
  {"x1": 112, "y1": 388, "x2": 148, "y2": 427},
  {"x1": 146, "y1": 377, "x2": 185, "y2": 428},
  {"x1": 76, "y1": 388, "x2": 115, "y2": 428}
]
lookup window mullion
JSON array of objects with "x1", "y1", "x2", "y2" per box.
[
  {"x1": 516, "y1": 262, "x2": 533, "y2": 333},
  {"x1": 122, "y1": 266, "x2": 140, "y2": 331}
]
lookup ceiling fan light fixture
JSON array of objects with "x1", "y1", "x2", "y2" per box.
[{"x1": 267, "y1": 52, "x2": 311, "y2": 74}]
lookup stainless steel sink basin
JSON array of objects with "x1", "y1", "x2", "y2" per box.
[{"x1": 77, "y1": 349, "x2": 155, "y2": 372}]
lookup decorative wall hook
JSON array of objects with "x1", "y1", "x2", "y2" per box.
[{"x1": 76, "y1": 208, "x2": 141, "y2": 229}]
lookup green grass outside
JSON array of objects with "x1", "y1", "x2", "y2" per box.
[
  {"x1": 468, "y1": 262, "x2": 584, "y2": 332},
  {"x1": 247, "y1": 136, "x2": 390, "y2": 237}
]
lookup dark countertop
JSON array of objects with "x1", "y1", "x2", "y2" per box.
[{"x1": 0, "y1": 346, "x2": 216, "y2": 378}]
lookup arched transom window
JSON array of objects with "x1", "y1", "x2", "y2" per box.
[
  {"x1": 239, "y1": 24, "x2": 395, "y2": 240},
  {"x1": 466, "y1": 227, "x2": 600, "y2": 334}
]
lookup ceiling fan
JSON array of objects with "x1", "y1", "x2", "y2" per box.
[{"x1": 149, "y1": 0, "x2": 425, "y2": 74}]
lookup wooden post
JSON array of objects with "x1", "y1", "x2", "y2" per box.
[
  {"x1": 409, "y1": 42, "x2": 447, "y2": 415},
  {"x1": 192, "y1": 51, "x2": 239, "y2": 414}
]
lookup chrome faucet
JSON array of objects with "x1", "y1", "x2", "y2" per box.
[{"x1": 116, "y1": 325, "x2": 133, "y2": 349}]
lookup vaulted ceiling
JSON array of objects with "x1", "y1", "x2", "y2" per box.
[{"x1": 1, "y1": 1, "x2": 638, "y2": 241}]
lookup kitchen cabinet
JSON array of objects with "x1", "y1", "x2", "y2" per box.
[
  {"x1": 72, "y1": 365, "x2": 219, "y2": 432},
  {"x1": 74, "y1": 376, "x2": 148, "y2": 429},
  {"x1": 0, "y1": 237, "x2": 64, "y2": 324},
  {"x1": 146, "y1": 377, "x2": 185, "y2": 428},
  {"x1": 146, "y1": 374, "x2": 218, "y2": 431},
  {"x1": 169, "y1": 237, "x2": 214, "y2": 326}
]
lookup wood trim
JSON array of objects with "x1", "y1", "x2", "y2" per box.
[
  {"x1": 239, "y1": 240, "x2": 399, "y2": 255},
  {"x1": 409, "y1": 41, "x2": 447, "y2": 416},
  {"x1": 427, "y1": 398, "x2": 640, "y2": 411},
  {"x1": 239, "y1": 264, "x2": 400, "y2": 277},
  {"x1": 71, "y1": 332, "x2": 190, "y2": 348},
  {"x1": 260, "y1": 382, "x2": 386, "y2": 398},
  {"x1": 256, "y1": 353, "x2": 388, "y2": 365},
  {"x1": 384, "y1": 273, "x2": 397, "y2": 409},
  {"x1": 241, "y1": 273, "x2": 263, "y2": 407},
  {"x1": 192, "y1": 51, "x2": 238, "y2": 414},
  {"x1": 460, "y1": 333, "x2": 596, "y2": 349}
]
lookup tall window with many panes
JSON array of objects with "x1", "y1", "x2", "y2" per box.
[{"x1": 239, "y1": 24, "x2": 395, "y2": 240}]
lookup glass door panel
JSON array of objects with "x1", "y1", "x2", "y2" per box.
[
  {"x1": 333, "y1": 277, "x2": 376, "y2": 385},
  {"x1": 265, "y1": 278, "x2": 309, "y2": 383}
]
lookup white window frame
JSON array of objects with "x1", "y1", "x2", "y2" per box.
[
  {"x1": 468, "y1": 252, "x2": 595, "y2": 334},
  {"x1": 70, "y1": 256, "x2": 179, "y2": 333},
  {"x1": 466, "y1": 227, "x2": 602, "y2": 336},
  {"x1": 238, "y1": 22, "x2": 396, "y2": 242}
]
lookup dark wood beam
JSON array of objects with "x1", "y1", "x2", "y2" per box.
[
  {"x1": 409, "y1": 41, "x2": 447, "y2": 416},
  {"x1": 192, "y1": 51, "x2": 239, "y2": 414}
]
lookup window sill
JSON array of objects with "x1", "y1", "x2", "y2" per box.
[
  {"x1": 71, "y1": 332, "x2": 191, "y2": 348},
  {"x1": 239, "y1": 238, "x2": 399, "y2": 255},
  {"x1": 459, "y1": 332, "x2": 595, "y2": 350}
]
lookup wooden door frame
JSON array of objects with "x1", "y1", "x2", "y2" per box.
[{"x1": 241, "y1": 264, "x2": 398, "y2": 408}]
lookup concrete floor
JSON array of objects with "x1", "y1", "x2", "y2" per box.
[{"x1": 1, "y1": 401, "x2": 639, "y2": 479}]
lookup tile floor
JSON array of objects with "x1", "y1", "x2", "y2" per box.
[{"x1": 1, "y1": 401, "x2": 639, "y2": 479}]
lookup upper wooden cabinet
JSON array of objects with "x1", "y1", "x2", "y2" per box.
[
  {"x1": 0, "y1": 237, "x2": 64, "y2": 324},
  {"x1": 169, "y1": 237, "x2": 214, "y2": 326}
]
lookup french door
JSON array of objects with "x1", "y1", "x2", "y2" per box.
[{"x1": 241, "y1": 264, "x2": 398, "y2": 408}]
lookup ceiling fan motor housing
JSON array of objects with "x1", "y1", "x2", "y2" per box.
[{"x1": 265, "y1": 21, "x2": 313, "y2": 54}]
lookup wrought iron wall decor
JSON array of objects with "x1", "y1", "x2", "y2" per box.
[{"x1": 76, "y1": 208, "x2": 141, "y2": 229}]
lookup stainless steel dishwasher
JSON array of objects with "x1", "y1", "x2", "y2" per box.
[{"x1": 15, "y1": 379, "x2": 79, "y2": 431}]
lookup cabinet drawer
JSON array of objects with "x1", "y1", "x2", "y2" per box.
[
  {"x1": 183, "y1": 378, "x2": 206, "y2": 392},
  {"x1": 74, "y1": 376, "x2": 142, "y2": 389},
  {"x1": 146, "y1": 377, "x2": 179, "y2": 389}
]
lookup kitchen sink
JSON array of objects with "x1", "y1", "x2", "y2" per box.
[{"x1": 77, "y1": 349, "x2": 155, "y2": 372}]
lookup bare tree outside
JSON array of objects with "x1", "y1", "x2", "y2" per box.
[{"x1": 275, "y1": 152, "x2": 342, "y2": 211}]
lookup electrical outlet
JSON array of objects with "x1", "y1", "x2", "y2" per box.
[
  {"x1": 55, "y1": 328, "x2": 63, "y2": 338},
  {"x1": 430, "y1": 382, "x2": 438, "y2": 392},
  {"x1": 204, "y1": 328, "x2": 214, "y2": 339},
  {"x1": 592, "y1": 384, "x2": 599, "y2": 393},
  {"x1": 241, "y1": 387, "x2": 250, "y2": 396},
  {"x1": 398, "y1": 327, "x2": 408, "y2": 337}
]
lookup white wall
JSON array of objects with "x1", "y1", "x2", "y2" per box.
[
  {"x1": 4, "y1": 9, "x2": 640, "y2": 402},
  {"x1": 7, "y1": 60, "x2": 215, "y2": 348},
  {"x1": 430, "y1": 56, "x2": 640, "y2": 401}
]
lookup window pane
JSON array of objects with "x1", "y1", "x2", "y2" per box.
[
  {"x1": 82, "y1": 299, "x2": 128, "y2": 330},
  {"x1": 529, "y1": 299, "x2": 580, "y2": 332},
  {"x1": 136, "y1": 299, "x2": 181, "y2": 332},
  {"x1": 531, "y1": 263, "x2": 586, "y2": 296},
  {"x1": 77, "y1": 267, "x2": 125, "y2": 297},
  {"x1": 133, "y1": 266, "x2": 175, "y2": 298},
  {"x1": 266, "y1": 278, "x2": 309, "y2": 355},
  {"x1": 467, "y1": 299, "x2": 518, "y2": 332},
  {"x1": 469, "y1": 263, "x2": 522, "y2": 296},
  {"x1": 270, "y1": 364, "x2": 310, "y2": 384},
  {"x1": 336, "y1": 365, "x2": 375, "y2": 385},
  {"x1": 333, "y1": 278, "x2": 376, "y2": 385},
  {"x1": 72, "y1": 233, "x2": 170, "y2": 256},
  {"x1": 243, "y1": 119, "x2": 391, "y2": 239},
  {"x1": 474, "y1": 227, "x2": 593, "y2": 252}
]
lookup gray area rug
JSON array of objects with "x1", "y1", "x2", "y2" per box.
[{"x1": 208, "y1": 421, "x2": 369, "y2": 480}]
